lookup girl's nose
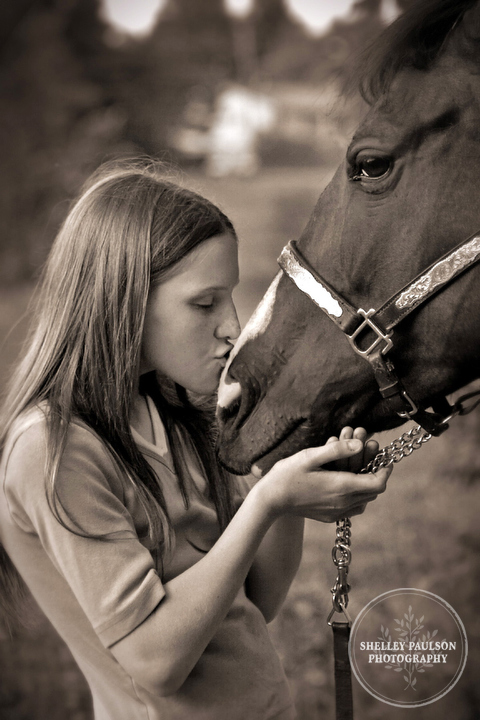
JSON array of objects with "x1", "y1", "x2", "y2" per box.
[{"x1": 216, "y1": 300, "x2": 241, "y2": 342}]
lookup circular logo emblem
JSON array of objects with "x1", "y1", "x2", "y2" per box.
[{"x1": 349, "y1": 588, "x2": 468, "y2": 708}]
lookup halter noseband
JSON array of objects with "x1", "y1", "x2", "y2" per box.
[{"x1": 278, "y1": 232, "x2": 480, "y2": 436}]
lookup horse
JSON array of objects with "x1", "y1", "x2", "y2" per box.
[{"x1": 216, "y1": 0, "x2": 480, "y2": 477}]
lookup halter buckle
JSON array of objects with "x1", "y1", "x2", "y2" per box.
[
  {"x1": 347, "y1": 308, "x2": 393, "y2": 358},
  {"x1": 396, "y1": 390, "x2": 419, "y2": 419}
]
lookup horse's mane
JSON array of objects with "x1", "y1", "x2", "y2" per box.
[{"x1": 356, "y1": 0, "x2": 477, "y2": 102}]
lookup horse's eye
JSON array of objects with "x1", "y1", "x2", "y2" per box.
[{"x1": 355, "y1": 155, "x2": 391, "y2": 179}]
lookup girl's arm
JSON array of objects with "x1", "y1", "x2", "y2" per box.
[
  {"x1": 110, "y1": 437, "x2": 389, "y2": 697},
  {"x1": 243, "y1": 515, "x2": 305, "y2": 623},
  {"x1": 244, "y1": 428, "x2": 376, "y2": 621}
]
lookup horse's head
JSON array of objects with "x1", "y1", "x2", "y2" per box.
[{"x1": 217, "y1": 0, "x2": 480, "y2": 475}]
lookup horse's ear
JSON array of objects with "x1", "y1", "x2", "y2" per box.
[{"x1": 451, "y1": 1, "x2": 480, "y2": 58}]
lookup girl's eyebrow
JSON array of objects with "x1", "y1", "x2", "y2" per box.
[{"x1": 190, "y1": 281, "x2": 239, "y2": 294}]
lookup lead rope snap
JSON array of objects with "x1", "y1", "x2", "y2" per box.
[
  {"x1": 328, "y1": 424, "x2": 434, "y2": 720},
  {"x1": 327, "y1": 387, "x2": 480, "y2": 720},
  {"x1": 329, "y1": 421, "x2": 435, "y2": 626}
]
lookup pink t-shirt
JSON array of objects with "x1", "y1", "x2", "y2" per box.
[{"x1": 0, "y1": 402, "x2": 296, "y2": 720}]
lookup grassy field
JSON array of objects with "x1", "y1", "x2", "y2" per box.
[{"x1": 1, "y1": 167, "x2": 479, "y2": 719}]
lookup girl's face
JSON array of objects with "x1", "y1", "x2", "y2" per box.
[{"x1": 141, "y1": 233, "x2": 241, "y2": 395}]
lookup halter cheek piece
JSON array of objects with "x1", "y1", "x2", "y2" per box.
[{"x1": 278, "y1": 233, "x2": 480, "y2": 436}]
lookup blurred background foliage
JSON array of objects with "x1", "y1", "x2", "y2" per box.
[
  {"x1": 0, "y1": 0, "x2": 415, "y2": 283},
  {"x1": 2, "y1": 2, "x2": 480, "y2": 720}
]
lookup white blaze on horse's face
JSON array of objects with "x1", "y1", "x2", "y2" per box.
[{"x1": 217, "y1": 271, "x2": 282, "y2": 409}]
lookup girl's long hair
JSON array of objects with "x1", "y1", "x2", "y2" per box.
[{"x1": 0, "y1": 159, "x2": 237, "y2": 630}]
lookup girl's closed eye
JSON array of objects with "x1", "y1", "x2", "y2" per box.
[{"x1": 193, "y1": 296, "x2": 215, "y2": 310}]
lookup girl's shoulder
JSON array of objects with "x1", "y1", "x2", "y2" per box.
[
  {"x1": 5, "y1": 403, "x2": 47, "y2": 443},
  {"x1": 2, "y1": 404, "x2": 123, "y2": 495},
  {"x1": 5, "y1": 404, "x2": 108, "y2": 457},
  {"x1": 2, "y1": 405, "x2": 131, "y2": 536},
  {"x1": 3, "y1": 404, "x2": 51, "y2": 472}
]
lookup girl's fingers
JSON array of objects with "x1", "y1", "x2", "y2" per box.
[
  {"x1": 303, "y1": 428, "x2": 375, "y2": 474},
  {"x1": 339, "y1": 427, "x2": 353, "y2": 441},
  {"x1": 353, "y1": 427, "x2": 367, "y2": 442},
  {"x1": 340, "y1": 466, "x2": 391, "y2": 496},
  {"x1": 364, "y1": 439, "x2": 379, "y2": 462},
  {"x1": 300, "y1": 438, "x2": 364, "y2": 469},
  {"x1": 364, "y1": 466, "x2": 391, "y2": 492},
  {"x1": 336, "y1": 428, "x2": 356, "y2": 471},
  {"x1": 342, "y1": 427, "x2": 367, "y2": 471}
]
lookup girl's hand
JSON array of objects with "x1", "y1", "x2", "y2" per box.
[
  {"x1": 253, "y1": 432, "x2": 391, "y2": 524},
  {"x1": 325, "y1": 426, "x2": 379, "y2": 473}
]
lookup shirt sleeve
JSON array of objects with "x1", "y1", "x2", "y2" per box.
[{"x1": 3, "y1": 417, "x2": 166, "y2": 648}]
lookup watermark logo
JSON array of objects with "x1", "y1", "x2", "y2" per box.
[{"x1": 349, "y1": 588, "x2": 468, "y2": 708}]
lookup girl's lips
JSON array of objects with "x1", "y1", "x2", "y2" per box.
[{"x1": 214, "y1": 348, "x2": 232, "y2": 367}]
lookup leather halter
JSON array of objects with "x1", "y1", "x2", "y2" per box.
[{"x1": 278, "y1": 232, "x2": 480, "y2": 436}]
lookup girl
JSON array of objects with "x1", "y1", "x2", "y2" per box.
[{"x1": 0, "y1": 160, "x2": 390, "y2": 719}]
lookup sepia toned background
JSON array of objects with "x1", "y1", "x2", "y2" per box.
[{"x1": 1, "y1": 1, "x2": 479, "y2": 718}]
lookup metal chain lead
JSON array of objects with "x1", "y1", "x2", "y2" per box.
[
  {"x1": 360, "y1": 424, "x2": 433, "y2": 474},
  {"x1": 328, "y1": 423, "x2": 432, "y2": 625},
  {"x1": 327, "y1": 388, "x2": 480, "y2": 625},
  {"x1": 328, "y1": 517, "x2": 353, "y2": 625}
]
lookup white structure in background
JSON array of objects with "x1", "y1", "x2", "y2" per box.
[
  {"x1": 261, "y1": 81, "x2": 347, "y2": 156},
  {"x1": 172, "y1": 81, "x2": 349, "y2": 176},
  {"x1": 206, "y1": 85, "x2": 274, "y2": 177}
]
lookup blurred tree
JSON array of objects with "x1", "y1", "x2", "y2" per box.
[
  {"x1": 64, "y1": 0, "x2": 116, "y2": 90},
  {"x1": 230, "y1": 15, "x2": 258, "y2": 82},
  {"x1": 116, "y1": 0, "x2": 235, "y2": 152},
  {"x1": 0, "y1": 0, "x2": 37, "y2": 51},
  {"x1": 396, "y1": 0, "x2": 418, "y2": 9},
  {"x1": 0, "y1": 0, "x2": 128, "y2": 283},
  {"x1": 0, "y1": 0, "x2": 406, "y2": 283},
  {"x1": 255, "y1": 0, "x2": 293, "y2": 59},
  {"x1": 353, "y1": 0, "x2": 382, "y2": 15},
  {"x1": 244, "y1": 0, "x2": 387, "y2": 86},
  {"x1": 0, "y1": 0, "x2": 242, "y2": 281},
  {"x1": 254, "y1": 0, "x2": 317, "y2": 80}
]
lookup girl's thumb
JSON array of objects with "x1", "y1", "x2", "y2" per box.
[{"x1": 301, "y1": 438, "x2": 363, "y2": 467}]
